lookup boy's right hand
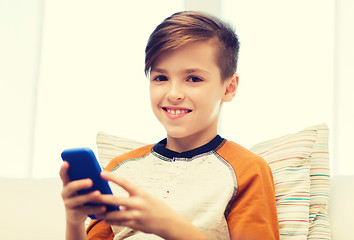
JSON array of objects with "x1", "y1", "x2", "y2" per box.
[{"x1": 60, "y1": 161, "x2": 107, "y2": 225}]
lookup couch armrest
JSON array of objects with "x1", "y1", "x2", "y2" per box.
[
  {"x1": 0, "y1": 178, "x2": 65, "y2": 240},
  {"x1": 329, "y1": 175, "x2": 354, "y2": 240}
]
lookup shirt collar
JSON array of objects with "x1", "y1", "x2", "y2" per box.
[{"x1": 152, "y1": 135, "x2": 225, "y2": 160}]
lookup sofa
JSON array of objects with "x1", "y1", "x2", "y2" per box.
[{"x1": 1, "y1": 124, "x2": 353, "y2": 239}]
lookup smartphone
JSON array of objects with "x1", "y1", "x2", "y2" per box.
[{"x1": 61, "y1": 147, "x2": 120, "y2": 219}]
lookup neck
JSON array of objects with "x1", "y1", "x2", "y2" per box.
[{"x1": 165, "y1": 132, "x2": 218, "y2": 153}]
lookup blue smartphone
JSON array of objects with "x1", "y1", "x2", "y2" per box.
[{"x1": 61, "y1": 147, "x2": 119, "y2": 219}]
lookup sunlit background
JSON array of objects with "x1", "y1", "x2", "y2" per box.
[{"x1": 1, "y1": 0, "x2": 353, "y2": 178}]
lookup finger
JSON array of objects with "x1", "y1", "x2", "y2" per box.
[
  {"x1": 101, "y1": 171, "x2": 143, "y2": 196},
  {"x1": 104, "y1": 218, "x2": 135, "y2": 228},
  {"x1": 82, "y1": 205, "x2": 107, "y2": 216},
  {"x1": 63, "y1": 190, "x2": 100, "y2": 209},
  {"x1": 61, "y1": 178, "x2": 93, "y2": 199},
  {"x1": 68, "y1": 204, "x2": 107, "y2": 219},
  {"x1": 59, "y1": 161, "x2": 71, "y2": 185},
  {"x1": 95, "y1": 194, "x2": 130, "y2": 209},
  {"x1": 98, "y1": 194, "x2": 144, "y2": 211},
  {"x1": 97, "y1": 208, "x2": 140, "y2": 223}
]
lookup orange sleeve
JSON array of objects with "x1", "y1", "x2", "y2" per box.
[
  {"x1": 217, "y1": 141, "x2": 279, "y2": 240},
  {"x1": 86, "y1": 220, "x2": 114, "y2": 240}
]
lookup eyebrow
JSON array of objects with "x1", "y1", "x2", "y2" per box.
[
  {"x1": 150, "y1": 68, "x2": 210, "y2": 75},
  {"x1": 150, "y1": 68, "x2": 167, "y2": 74}
]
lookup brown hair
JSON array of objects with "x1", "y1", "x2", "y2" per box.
[{"x1": 145, "y1": 11, "x2": 240, "y2": 80}]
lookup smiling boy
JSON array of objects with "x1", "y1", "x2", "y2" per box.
[
  {"x1": 149, "y1": 40, "x2": 236, "y2": 152},
  {"x1": 60, "y1": 11, "x2": 279, "y2": 240}
]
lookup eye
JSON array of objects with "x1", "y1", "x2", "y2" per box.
[
  {"x1": 153, "y1": 75, "x2": 168, "y2": 82},
  {"x1": 187, "y1": 76, "x2": 203, "y2": 83}
]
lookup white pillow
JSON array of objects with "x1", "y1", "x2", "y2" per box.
[{"x1": 96, "y1": 132, "x2": 146, "y2": 168}]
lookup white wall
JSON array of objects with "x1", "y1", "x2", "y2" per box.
[
  {"x1": 0, "y1": 0, "x2": 43, "y2": 178},
  {"x1": 32, "y1": 0, "x2": 184, "y2": 178},
  {"x1": 221, "y1": 0, "x2": 334, "y2": 146},
  {"x1": 333, "y1": 0, "x2": 354, "y2": 176},
  {"x1": 1, "y1": 0, "x2": 353, "y2": 178}
]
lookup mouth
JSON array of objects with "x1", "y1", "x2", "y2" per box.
[
  {"x1": 163, "y1": 107, "x2": 192, "y2": 115},
  {"x1": 162, "y1": 107, "x2": 192, "y2": 118}
]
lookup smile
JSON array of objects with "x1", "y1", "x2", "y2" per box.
[
  {"x1": 162, "y1": 107, "x2": 192, "y2": 118},
  {"x1": 164, "y1": 108, "x2": 191, "y2": 115}
]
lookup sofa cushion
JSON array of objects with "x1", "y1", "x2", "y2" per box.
[{"x1": 0, "y1": 177, "x2": 65, "y2": 240}]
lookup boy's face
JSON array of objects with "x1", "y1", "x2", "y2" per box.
[{"x1": 149, "y1": 41, "x2": 237, "y2": 147}]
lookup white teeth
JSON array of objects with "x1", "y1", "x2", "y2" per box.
[{"x1": 166, "y1": 108, "x2": 189, "y2": 115}]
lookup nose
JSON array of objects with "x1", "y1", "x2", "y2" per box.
[{"x1": 166, "y1": 81, "x2": 185, "y2": 102}]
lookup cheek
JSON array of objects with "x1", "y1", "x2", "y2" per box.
[
  {"x1": 195, "y1": 87, "x2": 223, "y2": 107},
  {"x1": 149, "y1": 95, "x2": 160, "y2": 118},
  {"x1": 198, "y1": 93, "x2": 224, "y2": 117},
  {"x1": 150, "y1": 87, "x2": 163, "y2": 114},
  {"x1": 149, "y1": 86, "x2": 159, "y2": 103}
]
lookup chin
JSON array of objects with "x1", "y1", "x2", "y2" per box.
[{"x1": 165, "y1": 128, "x2": 192, "y2": 139}]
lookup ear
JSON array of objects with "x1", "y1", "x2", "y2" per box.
[{"x1": 222, "y1": 73, "x2": 238, "y2": 102}]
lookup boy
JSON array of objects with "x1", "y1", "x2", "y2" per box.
[{"x1": 60, "y1": 11, "x2": 279, "y2": 240}]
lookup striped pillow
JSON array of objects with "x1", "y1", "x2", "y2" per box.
[{"x1": 250, "y1": 124, "x2": 330, "y2": 239}]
